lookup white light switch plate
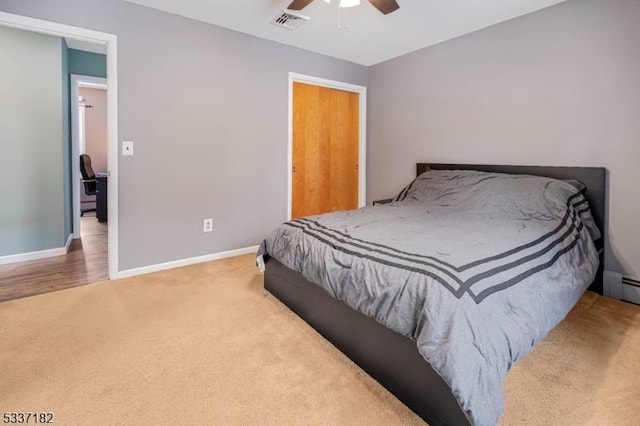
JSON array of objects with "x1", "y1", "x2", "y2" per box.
[{"x1": 122, "y1": 140, "x2": 134, "y2": 156}]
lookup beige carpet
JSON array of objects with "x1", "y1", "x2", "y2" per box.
[{"x1": 1, "y1": 254, "x2": 639, "y2": 425}]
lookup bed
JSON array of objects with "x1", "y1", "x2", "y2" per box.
[{"x1": 259, "y1": 163, "x2": 606, "y2": 426}]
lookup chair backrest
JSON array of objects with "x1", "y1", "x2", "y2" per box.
[
  {"x1": 80, "y1": 154, "x2": 97, "y2": 195},
  {"x1": 80, "y1": 154, "x2": 95, "y2": 179}
]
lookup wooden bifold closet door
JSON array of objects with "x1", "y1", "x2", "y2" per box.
[{"x1": 292, "y1": 82, "x2": 359, "y2": 219}]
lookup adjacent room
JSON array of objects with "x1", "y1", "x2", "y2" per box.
[
  {"x1": 0, "y1": 0, "x2": 638, "y2": 425},
  {"x1": 0, "y1": 25, "x2": 108, "y2": 302}
]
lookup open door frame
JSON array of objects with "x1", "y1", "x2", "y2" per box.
[
  {"x1": 287, "y1": 72, "x2": 367, "y2": 221},
  {"x1": 0, "y1": 11, "x2": 119, "y2": 279},
  {"x1": 71, "y1": 75, "x2": 107, "y2": 240}
]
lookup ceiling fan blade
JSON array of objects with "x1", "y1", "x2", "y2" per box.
[
  {"x1": 368, "y1": 0, "x2": 400, "y2": 15},
  {"x1": 287, "y1": 0, "x2": 315, "y2": 10}
]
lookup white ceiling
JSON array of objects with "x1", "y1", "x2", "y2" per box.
[{"x1": 123, "y1": 0, "x2": 567, "y2": 66}]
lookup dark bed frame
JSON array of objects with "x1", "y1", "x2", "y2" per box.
[{"x1": 264, "y1": 163, "x2": 606, "y2": 425}]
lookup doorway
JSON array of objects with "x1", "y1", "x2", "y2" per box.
[
  {"x1": 0, "y1": 12, "x2": 119, "y2": 286},
  {"x1": 287, "y1": 73, "x2": 367, "y2": 220},
  {"x1": 71, "y1": 75, "x2": 108, "y2": 239},
  {"x1": 71, "y1": 75, "x2": 109, "y2": 287}
]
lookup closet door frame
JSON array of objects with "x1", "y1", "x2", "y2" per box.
[{"x1": 287, "y1": 72, "x2": 367, "y2": 221}]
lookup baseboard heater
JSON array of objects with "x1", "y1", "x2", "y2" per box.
[
  {"x1": 605, "y1": 271, "x2": 640, "y2": 305},
  {"x1": 621, "y1": 277, "x2": 640, "y2": 305}
]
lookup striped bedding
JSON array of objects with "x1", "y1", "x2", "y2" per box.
[{"x1": 257, "y1": 169, "x2": 600, "y2": 426}]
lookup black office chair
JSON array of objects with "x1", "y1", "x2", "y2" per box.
[{"x1": 80, "y1": 154, "x2": 97, "y2": 217}]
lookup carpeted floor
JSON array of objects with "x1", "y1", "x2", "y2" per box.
[{"x1": 1, "y1": 254, "x2": 639, "y2": 425}]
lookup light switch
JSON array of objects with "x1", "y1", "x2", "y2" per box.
[{"x1": 122, "y1": 140, "x2": 134, "y2": 156}]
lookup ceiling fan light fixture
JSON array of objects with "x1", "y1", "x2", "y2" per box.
[
  {"x1": 322, "y1": 0, "x2": 361, "y2": 8},
  {"x1": 288, "y1": 0, "x2": 399, "y2": 16},
  {"x1": 339, "y1": 0, "x2": 361, "y2": 7}
]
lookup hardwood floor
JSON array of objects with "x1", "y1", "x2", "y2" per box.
[{"x1": 0, "y1": 215, "x2": 108, "y2": 303}]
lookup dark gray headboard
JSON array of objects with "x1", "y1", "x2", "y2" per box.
[{"x1": 416, "y1": 163, "x2": 606, "y2": 294}]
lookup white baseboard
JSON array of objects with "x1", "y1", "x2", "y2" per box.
[
  {"x1": 114, "y1": 245, "x2": 260, "y2": 280},
  {"x1": 65, "y1": 234, "x2": 73, "y2": 252},
  {"x1": 0, "y1": 234, "x2": 73, "y2": 266}
]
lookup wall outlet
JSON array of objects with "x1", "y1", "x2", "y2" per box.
[{"x1": 203, "y1": 218, "x2": 213, "y2": 233}]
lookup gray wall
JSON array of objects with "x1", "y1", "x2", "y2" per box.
[
  {"x1": 0, "y1": 0, "x2": 368, "y2": 270},
  {"x1": 368, "y1": 0, "x2": 640, "y2": 278},
  {"x1": 0, "y1": 26, "x2": 65, "y2": 256}
]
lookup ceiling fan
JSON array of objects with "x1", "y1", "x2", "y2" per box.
[{"x1": 287, "y1": 0, "x2": 400, "y2": 15}]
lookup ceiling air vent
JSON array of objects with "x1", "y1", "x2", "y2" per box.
[{"x1": 271, "y1": 10, "x2": 310, "y2": 30}]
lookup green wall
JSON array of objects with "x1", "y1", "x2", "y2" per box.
[
  {"x1": 0, "y1": 35, "x2": 105, "y2": 256},
  {"x1": 68, "y1": 49, "x2": 106, "y2": 78},
  {"x1": 0, "y1": 26, "x2": 65, "y2": 256},
  {"x1": 62, "y1": 39, "x2": 72, "y2": 240}
]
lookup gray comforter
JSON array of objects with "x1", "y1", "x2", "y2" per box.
[{"x1": 257, "y1": 169, "x2": 600, "y2": 425}]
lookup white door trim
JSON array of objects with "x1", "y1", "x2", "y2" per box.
[
  {"x1": 287, "y1": 72, "x2": 367, "y2": 221},
  {"x1": 0, "y1": 11, "x2": 120, "y2": 280},
  {"x1": 71, "y1": 75, "x2": 107, "y2": 240}
]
